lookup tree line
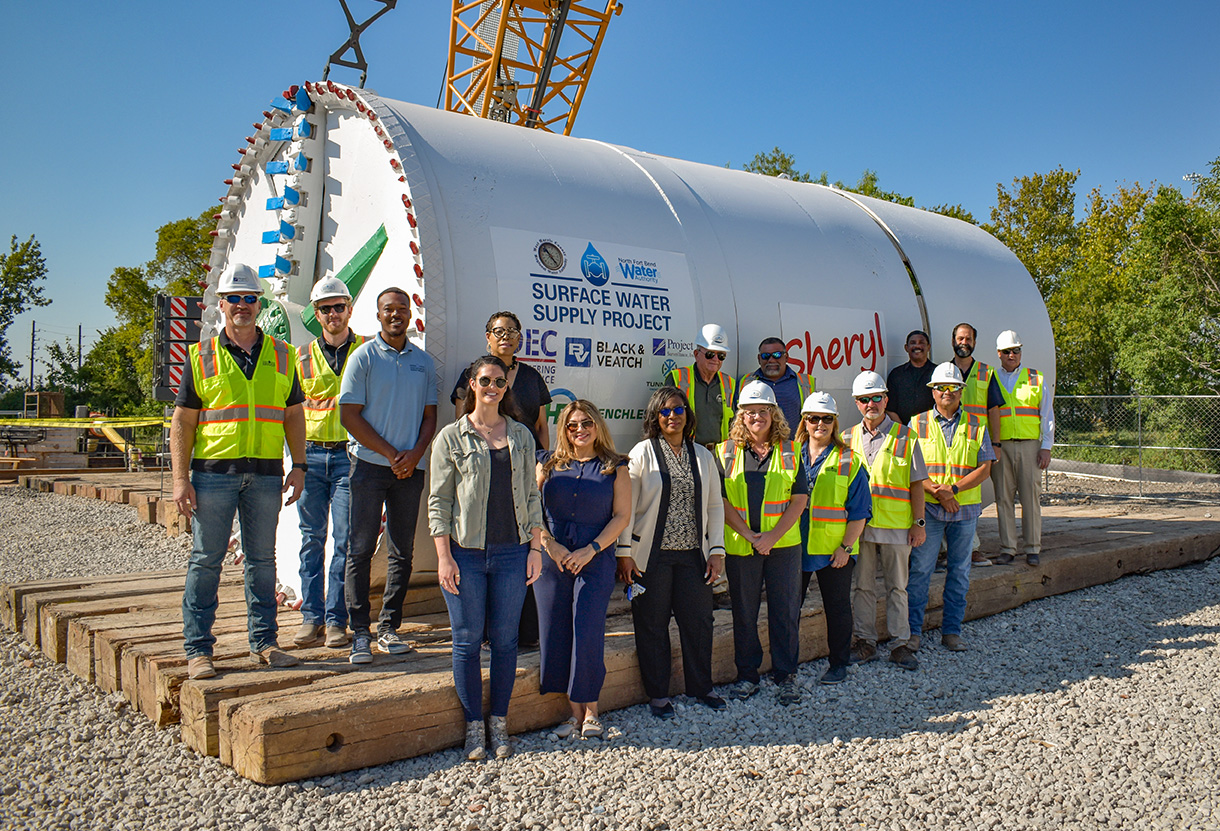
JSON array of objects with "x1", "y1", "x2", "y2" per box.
[{"x1": 3, "y1": 152, "x2": 1218, "y2": 414}]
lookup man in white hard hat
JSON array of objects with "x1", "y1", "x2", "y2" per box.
[
  {"x1": 339, "y1": 287, "x2": 438, "y2": 664},
  {"x1": 736, "y1": 336, "x2": 814, "y2": 433},
  {"x1": 991, "y1": 330, "x2": 1055, "y2": 567},
  {"x1": 666, "y1": 323, "x2": 737, "y2": 452},
  {"x1": 172, "y1": 263, "x2": 307, "y2": 680},
  {"x1": 885, "y1": 330, "x2": 935, "y2": 426},
  {"x1": 844, "y1": 371, "x2": 927, "y2": 671},
  {"x1": 950, "y1": 322, "x2": 1006, "y2": 567},
  {"x1": 906, "y1": 363, "x2": 996, "y2": 653},
  {"x1": 292, "y1": 277, "x2": 365, "y2": 650}
]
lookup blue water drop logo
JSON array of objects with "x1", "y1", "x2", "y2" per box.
[{"x1": 580, "y1": 243, "x2": 610, "y2": 286}]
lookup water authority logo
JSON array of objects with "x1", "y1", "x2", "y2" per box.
[{"x1": 580, "y1": 243, "x2": 610, "y2": 286}]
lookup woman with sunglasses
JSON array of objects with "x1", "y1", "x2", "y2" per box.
[
  {"x1": 429, "y1": 356, "x2": 545, "y2": 761},
  {"x1": 796, "y1": 391, "x2": 872, "y2": 686},
  {"x1": 618, "y1": 387, "x2": 728, "y2": 719},
  {"x1": 450, "y1": 310, "x2": 552, "y2": 648},
  {"x1": 534, "y1": 402, "x2": 631, "y2": 739},
  {"x1": 719, "y1": 381, "x2": 810, "y2": 706}
]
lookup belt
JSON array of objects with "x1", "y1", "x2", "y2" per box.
[{"x1": 307, "y1": 440, "x2": 347, "y2": 449}]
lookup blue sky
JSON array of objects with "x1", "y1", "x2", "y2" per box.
[{"x1": 2, "y1": 0, "x2": 1217, "y2": 382}]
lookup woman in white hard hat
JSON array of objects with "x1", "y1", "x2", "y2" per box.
[
  {"x1": 796, "y1": 391, "x2": 872, "y2": 685},
  {"x1": 618, "y1": 387, "x2": 728, "y2": 719},
  {"x1": 719, "y1": 380, "x2": 810, "y2": 706}
]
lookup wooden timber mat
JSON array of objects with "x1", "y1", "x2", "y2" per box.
[{"x1": 3, "y1": 504, "x2": 1220, "y2": 785}]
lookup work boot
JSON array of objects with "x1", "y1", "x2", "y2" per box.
[
  {"x1": 1026, "y1": 553, "x2": 1041, "y2": 566},
  {"x1": 941, "y1": 634, "x2": 967, "y2": 652},
  {"x1": 324, "y1": 625, "x2": 350, "y2": 648},
  {"x1": 187, "y1": 656, "x2": 216, "y2": 680},
  {"x1": 464, "y1": 720, "x2": 486, "y2": 761},
  {"x1": 849, "y1": 640, "x2": 878, "y2": 665},
  {"x1": 293, "y1": 622, "x2": 324, "y2": 646},
  {"x1": 971, "y1": 551, "x2": 992, "y2": 567},
  {"x1": 907, "y1": 634, "x2": 921, "y2": 652},
  {"x1": 250, "y1": 646, "x2": 299, "y2": 667},
  {"x1": 489, "y1": 715, "x2": 512, "y2": 759},
  {"x1": 889, "y1": 644, "x2": 919, "y2": 671},
  {"x1": 994, "y1": 552, "x2": 1015, "y2": 565}
]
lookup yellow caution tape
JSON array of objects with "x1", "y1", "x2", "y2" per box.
[{"x1": 0, "y1": 418, "x2": 169, "y2": 428}]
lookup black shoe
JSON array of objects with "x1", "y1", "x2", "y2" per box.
[
  {"x1": 650, "y1": 701, "x2": 676, "y2": 720},
  {"x1": 776, "y1": 676, "x2": 801, "y2": 706},
  {"x1": 697, "y1": 694, "x2": 727, "y2": 711},
  {"x1": 819, "y1": 665, "x2": 848, "y2": 685},
  {"x1": 712, "y1": 592, "x2": 733, "y2": 611},
  {"x1": 1026, "y1": 553, "x2": 1040, "y2": 566},
  {"x1": 994, "y1": 552, "x2": 1014, "y2": 565}
]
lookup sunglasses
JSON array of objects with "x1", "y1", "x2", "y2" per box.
[
  {"x1": 855, "y1": 394, "x2": 885, "y2": 404},
  {"x1": 566, "y1": 419, "x2": 595, "y2": 432},
  {"x1": 659, "y1": 406, "x2": 686, "y2": 417},
  {"x1": 759, "y1": 350, "x2": 787, "y2": 360},
  {"x1": 224, "y1": 294, "x2": 260, "y2": 306},
  {"x1": 1000, "y1": 348, "x2": 1022, "y2": 356},
  {"x1": 316, "y1": 302, "x2": 348, "y2": 315},
  {"x1": 803, "y1": 414, "x2": 835, "y2": 424},
  {"x1": 700, "y1": 350, "x2": 726, "y2": 361},
  {"x1": 931, "y1": 384, "x2": 963, "y2": 393},
  {"x1": 488, "y1": 327, "x2": 521, "y2": 339},
  {"x1": 476, "y1": 376, "x2": 508, "y2": 388}
]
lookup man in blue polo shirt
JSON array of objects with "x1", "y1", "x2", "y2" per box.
[
  {"x1": 736, "y1": 336, "x2": 814, "y2": 432},
  {"x1": 339, "y1": 287, "x2": 438, "y2": 664}
]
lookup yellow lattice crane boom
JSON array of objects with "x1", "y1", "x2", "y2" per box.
[{"x1": 445, "y1": 0, "x2": 622, "y2": 135}]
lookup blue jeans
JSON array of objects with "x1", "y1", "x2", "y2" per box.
[
  {"x1": 908, "y1": 514, "x2": 977, "y2": 639},
  {"x1": 182, "y1": 471, "x2": 283, "y2": 658},
  {"x1": 296, "y1": 444, "x2": 351, "y2": 628},
  {"x1": 442, "y1": 542, "x2": 529, "y2": 721}
]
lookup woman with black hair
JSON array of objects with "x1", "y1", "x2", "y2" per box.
[{"x1": 617, "y1": 386, "x2": 727, "y2": 720}]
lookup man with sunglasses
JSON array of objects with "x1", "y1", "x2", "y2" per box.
[
  {"x1": 173, "y1": 263, "x2": 307, "y2": 680},
  {"x1": 291, "y1": 277, "x2": 365, "y2": 650},
  {"x1": 991, "y1": 330, "x2": 1055, "y2": 567},
  {"x1": 951, "y1": 322, "x2": 1006, "y2": 568},
  {"x1": 665, "y1": 323, "x2": 737, "y2": 452},
  {"x1": 339, "y1": 287, "x2": 438, "y2": 664},
  {"x1": 907, "y1": 363, "x2": 996, "y2": 653},
  {"x1": 843, "y1": 372, "x2": 927, "y2": 671},
  {"x1": 736, "y1": 337, "x2": 813, "y2": 432}
]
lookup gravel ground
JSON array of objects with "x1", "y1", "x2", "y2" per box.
[{"x1": 2, "y1": 488, "x2": 1219, "y2": 830}]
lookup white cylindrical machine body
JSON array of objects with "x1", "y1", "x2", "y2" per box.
[{"x1": 204, "y1": 83, "x2": 1053, "y2": 590}]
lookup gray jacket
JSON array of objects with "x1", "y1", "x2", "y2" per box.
[{"x1": 427, "y1": 416, "x2": 544, "y2": 548}]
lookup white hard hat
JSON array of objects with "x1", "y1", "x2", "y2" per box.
[
  {"x1": 310, "y1": 276, "x2": 352, "y2": 305},
  {"x1": 801, "y1": 391, "x2": 838, "y2": 416},
  {"x1": 217, "y1": 263, "x2": 262, "y2": 295},
  {"x1": 996, "y1": 329, "x2": 1022, "y2": 350},
  {"x1": 737, "y1": 380, "x2": 777, "y2": 407},
  {"x1": 926, "y1": 362, "x2": 966, "y2": 388},
  {"x1": 852, "y1": 371, "x2": 887, "y2": 397},
  {"x1": 696, "y1": 323, "x2": 731, "y2": 353}
]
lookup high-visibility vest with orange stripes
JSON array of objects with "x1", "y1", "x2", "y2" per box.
[
  {"x1": 298, "y1": 335, "x2": 364, "y2": 442},
  {"x1": 911, "y1": 410, "x2": 985, "y2": 507},
  {"x1": 996, "y1": 367, "x2": 1043, "y2": 441},
  {"x1": 845, "y1": 421, "x2": 915, "y2": 530},
  {"x1": 669, "y1": 366, "x2": 736, "y2": 442},
  {"x1": 720, "y1": 439, "x2": 802, "y2": 555},
  {"x1": 962, "y1": 360, "x2": 994, "y2": 420},
  {"x1": 804, "y1": 445, "x2": 863, "y2": 557},
  {"x1": 189, "y1": 335, "x2": 294, "y2": 460}
]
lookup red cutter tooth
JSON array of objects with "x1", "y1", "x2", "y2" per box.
[
  {"x1": 414, "y1": 264, "x2": 423, "y2": 278},
  {"x1": 415, "y1": 319, "x2": 425, "y2": 332},
  {"x1": 409, "y1": 241, "x2": 419, "y2": 255},
  {"x1": 407, "y1": 213, "x2": 416, "y2": 228}
]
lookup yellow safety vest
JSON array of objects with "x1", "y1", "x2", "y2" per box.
[
  {"x1": 190, "y1": 335, "x2": 294, "y2": 460},
  {"x1": 962, "y1": 360, "x2": 994, "y2": 421},
  {"x1": 845, "y1": 422, "x2": 914, "y2": 530},
  {"x1": 298, "y1": 334, "x2": 364, "y2": 442},
  {"x1": 670, "y1": 366, "x2": 736, "y2": 442},
  {"x1": 911, "y1": 410, "x2": 985, "y2": 507},
  {"x1": 805, "y1": 445, "x2": 863, "y2": 557},
  {"x1": 720, "y1": 439, "x2": 802, "y2": 555},
  {"x1": 997, "y1": 367, "x2": 1043, "y2": 441},
  {"x1": 737, "y1": 371, "x2": 815, "y2": 405}
]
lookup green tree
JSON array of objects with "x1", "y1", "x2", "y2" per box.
[
  {"x1": 851, "y1": 170, "x2": 915, "y2": 207},
  {"x1": 0, "y1": 234, "x2": 52, "y2": 381},
  {"x1": 984, "y1": 167, "x2": 1080, "y2": 298},
  {"x1": 925, "y1": 203, "x2": 978, "y2": 225},
  {"x1": 742, "y1": 147, "x2": 823, "y2": 183}
]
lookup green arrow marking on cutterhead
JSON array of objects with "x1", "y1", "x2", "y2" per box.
[{"x1": 301, "y1": 224, "x2": 390, "y2": 337}]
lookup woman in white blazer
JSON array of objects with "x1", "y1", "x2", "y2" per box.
[{"x1": 617, "y1": 386, "x2": 727, "y2": 719}]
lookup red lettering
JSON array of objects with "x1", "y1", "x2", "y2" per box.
[
  {"x1": 786, "y1": 336, "x2": 805, "y2": 374},
  {"x1": 846, "y1": 332, "x2": 862, "y2": 365},
  {"x1": 875, "y1": 313, "x2": 885, "y2": 358},
  {"x1": 826, "y1": 337, "x2": 842, "y2": 369}
]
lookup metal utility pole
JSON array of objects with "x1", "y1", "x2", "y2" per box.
[
  {"x1": 77, "y1": 325, "x2": 82, "y2": 373},
  {"x1": 29, "y1": 321, "x2": 35, "y2": 390}
]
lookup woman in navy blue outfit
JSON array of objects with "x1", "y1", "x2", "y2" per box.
[{"x1": 535, "y1": 400, "x2": 631, "y2": 740}]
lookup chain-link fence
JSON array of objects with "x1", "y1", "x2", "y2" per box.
[{"x1": 1046, "y1": 395, "x2": 1220, "y2": 502}]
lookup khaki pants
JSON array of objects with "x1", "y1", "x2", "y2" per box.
[
  {"x1": 851, "y1": 540, "x2": 911, "y2": 643},
  {"x1": 994, "y1": 438, "x2": 1042, "y2": 556}
]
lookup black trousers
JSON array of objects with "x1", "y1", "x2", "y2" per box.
[
  {"x1": 344, "y1": 458, "x2": 425, "y2": 633},
  {"x1": 630, "y1": 548, "x2": 714, "y2": 700},
  {"x1": 801, "y1": 559, "x2": 856, "y2": 669},
  {"x1": 726, "y1": 546, "x2": 802, "y2": 683}
]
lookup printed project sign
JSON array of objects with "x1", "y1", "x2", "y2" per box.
[
  {"x1": 491, "y1": 228, "x2": 697, "y2": 437},
  {"x1": 778, "y1": 302, "x2": 888, "y2": 390}
]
